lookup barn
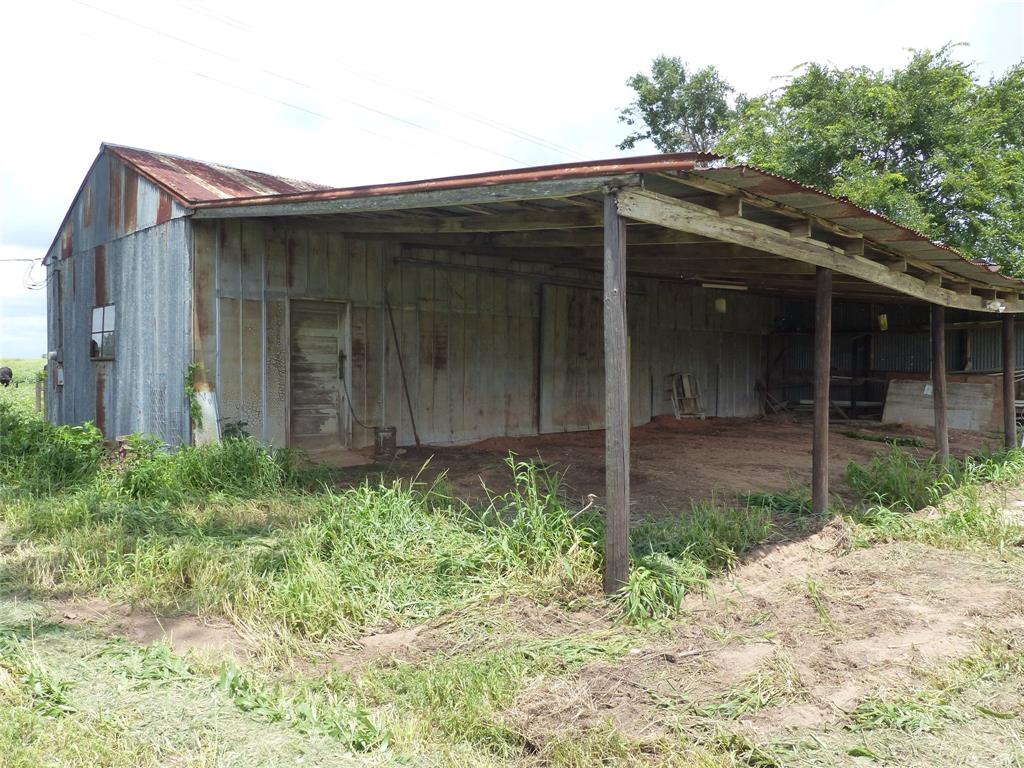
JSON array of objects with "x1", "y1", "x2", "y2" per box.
[{"x1": 44, "y1": 143, "x2": 1022, "y2": 587}]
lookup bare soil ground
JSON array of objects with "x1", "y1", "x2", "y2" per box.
[
  {"x1": 381, "y1": 414, "x2": 998, "y2": 512},
  {"x1": 507, "y1": 520, "x2": 1023, "y2": 751}
]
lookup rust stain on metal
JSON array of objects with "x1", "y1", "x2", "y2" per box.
[
  {"x1": 108, "y1": 158, "x2": 122, "y2": 233},
  {"x1": 156, "y1": 190, "x2": 172, "y2": 224},
  {"x1": 95, "y1": 245, "x2": 107, "y2": 305},
  {"x1": 95, "y1": 367, "x2": 106, "y2": 437},
  {"x1": 83, "y1": 183, "x2": 93, "y2": 227},
  {"x1": 60, "y1": 222, "x2": 73, "y2": 260},
  {"x1": 123, "y1": 169, "x2": 139, "y2": 233}
]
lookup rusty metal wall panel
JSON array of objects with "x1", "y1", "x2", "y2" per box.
[{"x1": 45, "y1": 216, "x2": 191, "y2": 444}]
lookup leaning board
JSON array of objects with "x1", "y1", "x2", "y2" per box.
[{"x1": 882, "y1": 379, "x2": 994, "y2": 432}]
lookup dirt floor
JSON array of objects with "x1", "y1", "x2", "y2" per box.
[{"x1": 376, "y1": 414, "x2": 999, "y2": 513}]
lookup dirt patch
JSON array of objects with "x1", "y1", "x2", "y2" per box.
[
  {"x1": 52, "y1": 597, "x2": 247, "y2": 659},
  {"x1": 373, "y1": 414, "x2": 997, "y2": 513},
  {"x1": 507, "y1": 526, "x2": 1024, "y2": 747}
]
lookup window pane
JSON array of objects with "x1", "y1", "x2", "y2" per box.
[
  {"x1": 101, "y1": 332, "x2": 115, "y2": 358},
  {"x1": 92, "y1": 307, "x2": 104, "y2": 333},
  {"x1": 91, "y1": 333, "x2": 102, "y2": 358},
  {"x1": 103, "y1": 305, "x2": 116, "y2": 331}
]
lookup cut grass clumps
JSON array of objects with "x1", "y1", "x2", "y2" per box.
[{"x1": 621, "y1": 500, "x2": 774, "y2": 624}]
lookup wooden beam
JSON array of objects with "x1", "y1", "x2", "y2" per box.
[
  {"x1": 931, "y1": 305, "x2": 950, "y2": 464},
  {"x1": 788, "y1": 220, "x2": 812, "y2": 238},
  {"x1": 813, "y1": 267, "x2": 832, "y2": 516},
  {"x1": 603, "y1": 192, "x2": 630, "y2": 594},
  {"x1": 717, "y1": 195, "x2": 743, "y2": 217},
  {"x1": 296, "y1": 208, "x2": 605, "y2": 234},
  {"x1": 844, "y1": 239, "x2": 865, "y2": 257},
  {"x1": 1004, "y1": 314, "x2": 1017, "y2": 448},
  {"x1": 615, "y1": 188, "x2": 1016, "y2": 313},
  {"x1": 193, "y1": 173, "x2": 644, "y2": 219}
]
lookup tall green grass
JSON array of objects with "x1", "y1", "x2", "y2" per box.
[
  {"x1": 0, "y1": 397, "x2": 780, "y2": 631},
  {"x1": 847, "y1": 445, "x2": 1024, "y2": 550}
]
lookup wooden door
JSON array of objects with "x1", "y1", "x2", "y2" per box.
[{"x1": 289, "y1": 300, "x2": 350, "y2": 449}]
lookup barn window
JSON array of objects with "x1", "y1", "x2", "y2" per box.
[{"x1": 90, "y1": 304, "x2": 116, "y2": 360}]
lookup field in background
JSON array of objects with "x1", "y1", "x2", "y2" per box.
[
  {"x1": 1, "y1": 396, "x2": 1022, "y2": 767},
  {"x1": 0, "y1": 358, "x2": 45, "y2": 410}
]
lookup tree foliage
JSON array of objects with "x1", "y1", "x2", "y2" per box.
[
  {"x1": 618, "y1": 56, "x2": 735, "y2": 153},
  {"x1": 619, "y1": 46, "x2": 1024, "y2": 271}
]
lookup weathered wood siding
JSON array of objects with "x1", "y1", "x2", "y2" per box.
[{"x1": 193, "y1": 219, "x2": 778, "y2": 448}]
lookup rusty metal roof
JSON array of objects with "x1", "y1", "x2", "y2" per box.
[
  {"x1": 181, "y1": 152, "x2": 718, "y2": 209},
  {"x1": 53, "y1": 143, "x2": 1019, "y2": 295},
  {"x1": 105, "y1": 143, "x2": 331, "y2": 205},
  {"x1": 684, "y1": 164, "x2": 1023, "y2": 290}
]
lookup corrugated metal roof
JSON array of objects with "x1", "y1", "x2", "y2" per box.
[
  {"x1": 685, "y1": 164, "x2": 1023, "y2": 290},
  {"x1": 52, "y1": 144, "x2": 1021, "y2": 297},
  {"x1": 105, "y1": 143, "x2": 331, "y2": 204}
]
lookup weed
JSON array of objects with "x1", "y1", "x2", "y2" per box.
[
  {"x1": 850, "y1": 689, "x2": 965, "y2": 733},
  {"x1": 218, "y1": 663, "x2": 387, "y2": 751},
  {"x1": 804, "y1": 576, "x2": 839, "y2": 633},
  {"x1": 741, "y1": 488, "x2": 813, "y2": 516},
  {"x1": 695, "y1": 655, "x2": 804, "y2": 720},
  {"x1": 619, "y1": 552, "x2": 708, "y2": 625}
]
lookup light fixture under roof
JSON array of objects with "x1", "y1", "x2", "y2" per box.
[{"x1": 700, "y1": 282, "x2": 748, "y2": 292}]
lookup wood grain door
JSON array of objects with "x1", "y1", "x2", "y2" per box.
[{"x1": 289, "y1": 300, "x2": 350, "y2": 448}]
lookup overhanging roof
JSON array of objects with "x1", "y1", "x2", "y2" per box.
[{"x1": 47, "y1": 144, "x2": 1023, "y2": 310}]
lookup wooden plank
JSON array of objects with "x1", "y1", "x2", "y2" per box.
[
  {"x1": 603, "y1": 193, "x2": 630, "y2": 594},
  {"x1": 192, "y1": 174, "x2": 644, "y2": 219},
  {"x1": 931, "y1": 305, "x2": 949, "y2": 463},
  {"x1": 1004, "y1": 314, "x2": 1017, "y2": 448},
  {"x1": 616, "y1": 189, "x2": 1012, "y2": 313},
  {"x1": 301, "y1": 208, "x2": 604, "y2": 233},
  {"x1": 813, "y1": 267, "x2": 832, "y2": 516}
]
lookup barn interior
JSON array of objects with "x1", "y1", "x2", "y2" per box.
[{"x1": 186, "y1": 155, "x2": 1021, "y2": 533}]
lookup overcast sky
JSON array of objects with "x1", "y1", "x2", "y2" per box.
[{"x1": 1, "y1": 0, "x2": 1022, "y2": 358}]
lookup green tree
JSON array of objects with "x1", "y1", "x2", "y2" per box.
[
  {"x1": 618, "y1": 56, "x2": 736, "y2": 153},
  {"x1": 619, "y1": 47, "x2": 1024, "y2": 272}
]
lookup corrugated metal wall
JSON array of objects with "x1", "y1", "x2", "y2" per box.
[
  {"x1": 193, "y1": 219, "x2": 779, "y2": 448},
  {"x1": 45, "y1": 154, "x2": 192, "y2": 444}
]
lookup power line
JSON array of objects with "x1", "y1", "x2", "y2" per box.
[
  {"x1": 173, "y1": 0, "x2": 589, "y2": 161},
  {"x1": 68, "y1": 0, "x2": 533, "y2": 165}
]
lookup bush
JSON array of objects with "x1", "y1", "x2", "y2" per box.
[{"x1": 0, "y1": 400, "x2": 104, "y2": 495}]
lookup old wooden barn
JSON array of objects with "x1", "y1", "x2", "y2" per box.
[{"x1": 44, "y1": 144, "x2": 1023, "y2": 588}]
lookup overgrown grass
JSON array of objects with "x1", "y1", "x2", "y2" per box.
[{"x1": 846, "y1": 445, "x2": 1024, "y2": 550}]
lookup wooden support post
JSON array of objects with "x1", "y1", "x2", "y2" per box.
[
  {"x1": 931, "y1": 305, "x2": 949, "y2": 463},
  {"x1": 813, "y1": 267, "x2": 832, "y2": 516},
  {"x1": 1003, "y1": 313, "x2": 1017, "y2": 448},
  {"x1": 603, "y1": 192, "x2": 630, "y2": 593}
]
